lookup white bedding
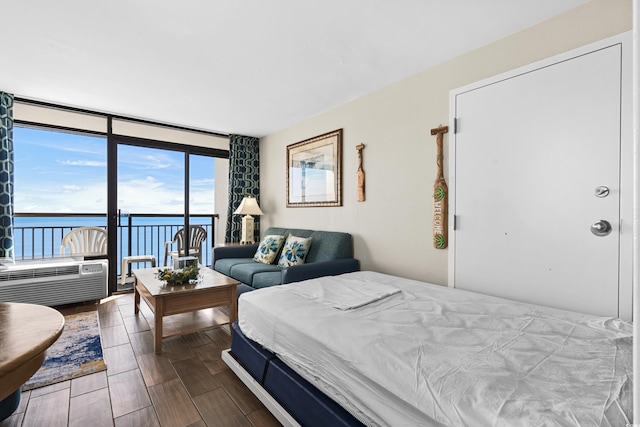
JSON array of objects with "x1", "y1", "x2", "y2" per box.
[
  {"x1": 287, "y1": 275, "x2": 401, "y2": 310},
  {"x1": 238, "y1": 271, "x2": 633, "y2": 427}
]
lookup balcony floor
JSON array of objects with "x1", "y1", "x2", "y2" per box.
[{"x1": 118, "y1": 275, "x2": 135, "y2": 293}]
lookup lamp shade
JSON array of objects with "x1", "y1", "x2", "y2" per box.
[{"x1": 234, "y1": 197, "x2": 264, "y2": 216}]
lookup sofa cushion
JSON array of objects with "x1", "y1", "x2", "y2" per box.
[
  {"x1": 306, "y1": 231, "x2": 353, "y2": 263},
  {"x1": 215, "y1": 258, "x2": 255, "y2": 276},
  {"x1": 262, "y1": 227, "x2": 353, "y2": 264},
  {"x1": 253, "y1": 235, "x2": 286, "y2": 264},
  {"x1": 251, "y1": 271, "x2": 284, "y2": 288},
  {"x1": 264, "y1": 227, "x2": 314, "y2": 239},
  {"x1": 230, "y1": 262, "x2": 282, "y2": 286},
  {"x1": 278, "y1": 234, "x2": 313, "y2": 267}
]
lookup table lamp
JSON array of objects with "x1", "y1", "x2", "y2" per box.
[{"x1": 234, "y1": 197, "x2": 264, "y2": 244}]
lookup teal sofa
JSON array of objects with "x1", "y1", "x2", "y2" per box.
[{"x1": 213, "y1": 227, "x2": 359, "y2": 295}]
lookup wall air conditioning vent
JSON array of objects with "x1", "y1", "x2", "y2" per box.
[
  {"x1": 0, "y1": 265, "x2": 81, "y2": 282},
  {"x1": 0, "y1": 259, "x2": 108, "y2": 306}
]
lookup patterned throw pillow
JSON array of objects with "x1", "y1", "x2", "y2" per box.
[
  {"x1": 277, "y1": 234, "x2": 313, "y2": 267},
  {"x1": 253, "y1": 235, "x2": 286, "y2": 264}
]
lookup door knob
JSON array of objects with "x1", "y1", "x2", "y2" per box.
[{"x1": 590, "y1": 220, "x2": 612, "y2": 236}]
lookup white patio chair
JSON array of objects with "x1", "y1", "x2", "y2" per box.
[
  {"x1": 163, "y1": 226, "x2": 207, "y2": 266},
  {"x1": 60, "y1": 226, "x2": 108, "y2": 257}
]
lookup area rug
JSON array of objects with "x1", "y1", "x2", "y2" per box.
[{"x1": 22, "y1": 311, "x2": 107, "y2": 391}]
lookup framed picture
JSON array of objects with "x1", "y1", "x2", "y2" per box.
[{"x1": 287, "y1": 129, "x2": 342, "y2": 207}]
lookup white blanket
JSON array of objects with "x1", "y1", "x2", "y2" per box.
[
  {"x1": 239, "y1": 271, "x2": 633, "y2": 427},
  {"x1": 287, "y1": 276, "x2": 400, "y2": 310}
]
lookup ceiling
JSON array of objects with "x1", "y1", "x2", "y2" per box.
[{"x1": 3, "y1": 0, "x2": 587, "y2": 137}]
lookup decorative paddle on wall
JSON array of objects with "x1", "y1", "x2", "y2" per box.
[
  {"x1": 431, "y1": 125, "x2": 449, "y2": 249},
  {"x1": 356, "y1": 144, "x2": 365, "y2": 202}
]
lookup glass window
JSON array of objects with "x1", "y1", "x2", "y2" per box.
[
  {"x1": 14, "y1": 126, "x2": 107, "y2": 214},
  {"x1": 13, "y1": 126, "x2": 107, "y2": 259}
]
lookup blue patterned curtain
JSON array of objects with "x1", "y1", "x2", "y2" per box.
[
  {"x1": 226, "y1": 135, "x2": 260, "y2": 243},
  {"x1": 0, "y1": 92, "x2": 14, "y2": 261}
]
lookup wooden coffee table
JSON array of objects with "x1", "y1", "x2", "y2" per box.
[{"x1": 133, "y1": 266, "x2": 239, "y2": 354}]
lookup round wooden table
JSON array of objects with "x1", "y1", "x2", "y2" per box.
[{"x1": 0, "y1": 302, "x2": 65, "y2": 401}]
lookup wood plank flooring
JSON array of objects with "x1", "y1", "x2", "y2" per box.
[{"x1": 0, "y1": 293, "x2": 282, "y2": 427}]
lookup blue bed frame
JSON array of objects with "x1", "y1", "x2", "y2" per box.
[{"x1": 223, "y1": 322, "x2": 365, "y2": 427}]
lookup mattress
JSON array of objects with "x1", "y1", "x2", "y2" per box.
[{"x1": 238, "y1": 271, "x2": 633, "y2": 427}]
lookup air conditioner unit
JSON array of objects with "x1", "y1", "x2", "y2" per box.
[{"x1": 0, "y1": 258, "x2": 108, "y2": 307}]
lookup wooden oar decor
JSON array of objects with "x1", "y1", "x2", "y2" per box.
[
  {"x1": 431, "y1": 125, "x2": 449, "y2": 249},
  {"x1": 356, "y1": 144, "x2": 365, "y2": 202}
]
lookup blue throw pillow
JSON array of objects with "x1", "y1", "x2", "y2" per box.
[
  {"x1": 253, "y1": 235, "x2": 286, "y2": 264},
  {"x1": 277, "y1": 234, "x2": 312, "y2": 267}
]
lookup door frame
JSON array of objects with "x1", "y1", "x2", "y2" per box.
[
  {"x1": 447, "y1": 31, "x2": 633, "y2": 319},
  {"x1": 107, "y1": 131, "x2": 229, "y2": 295}
]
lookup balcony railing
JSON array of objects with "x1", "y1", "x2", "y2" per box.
[{"x1": 12, "y1": 212, "x2": 220, "y2": 280}]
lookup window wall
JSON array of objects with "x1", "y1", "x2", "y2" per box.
[{"x1": 13, "y1": 100, "x2": 230, "y2": 293}]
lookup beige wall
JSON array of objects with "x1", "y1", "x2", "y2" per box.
[{"x1": 259, "y1": 0, "x2": 633, "y2": 285}]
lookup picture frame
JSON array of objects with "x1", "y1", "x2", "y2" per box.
[{"x1": 286, "y1": 129, "x2": 342, "y2": 207}]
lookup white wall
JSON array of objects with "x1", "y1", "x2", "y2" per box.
[{"x1": 259, "y1": 0, "x2": 633, "y2": 285}]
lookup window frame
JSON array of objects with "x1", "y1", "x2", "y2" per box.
[{"x1": 14, "y1": 98, "x2": 229, "y2": 294}]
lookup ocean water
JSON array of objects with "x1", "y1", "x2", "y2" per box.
[{"x1": 12, "y1": 215, "x2": 215, "y2": 269}]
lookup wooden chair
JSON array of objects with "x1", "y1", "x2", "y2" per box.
[
  {"x1": 60, "y1": 226, "x2": 107, "y2": 257},
  {"x1": 163, "y1": 226, "x2": 208, "y2": 266}
]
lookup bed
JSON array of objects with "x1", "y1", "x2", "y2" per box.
[{"x1": 222, "y1": 271, "x2": 633, "y2": 426}]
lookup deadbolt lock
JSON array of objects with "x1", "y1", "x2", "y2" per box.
[{"x1": 594, "y1": 186, "x2": 610, "y2": 198}]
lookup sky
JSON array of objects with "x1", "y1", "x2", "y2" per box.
[{"x1": 14, "y1": 127, "x2": 216, "y2": 214}]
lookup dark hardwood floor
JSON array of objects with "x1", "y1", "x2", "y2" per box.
[{"x1": 0, "y1": 292, "x2": 282, "y2": 427}]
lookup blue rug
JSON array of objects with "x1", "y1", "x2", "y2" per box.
[{"x1": 22, "y1": 311, "x2": 107, "y2": 391}]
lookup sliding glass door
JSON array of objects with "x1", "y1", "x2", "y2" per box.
[
  {"x1": 114, "y1": 140, "x2": 221, "y2": 291},
  {"x1": 189, "y1": 153, "x2": 216, "y2": 261},
  {"x1": 116, "y1": 144, "x2": 185, "y2": 287}
]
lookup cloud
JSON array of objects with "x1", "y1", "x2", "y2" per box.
[
  {"x1": 13, "y1": 127, "x2": 216, "y2": 215},
  {"x1": 62, "y1": 185, "x2": 84, "y2": 193},
  {"x1": 125, "y1": 176, "x2": 165, "y2": 189},
  {"x1": 17, "y1": 179, "x2": 216, "y2": 215},
  {"x1": 117, "y1": 176, "x2": 184, "y2": 213},
  {"x1": 17, "y1": 132, "x2": 105, "y2": 156},
  {"x1": 142, "y1": 155, "x2": 172, "y2": 169},
  {"x1": 61, "y1": 160, "x2": 107, "y2": 167},
  {"x1": 118, "y1": 154, "x2": 175, "y2": 170},
  {"x1": 191, "y1": 178, "x2": 215, "y2": 187}
]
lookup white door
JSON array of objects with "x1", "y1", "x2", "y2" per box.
[{"x1": 450, "y1": 36, "x2": 631, "y2": 319}]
